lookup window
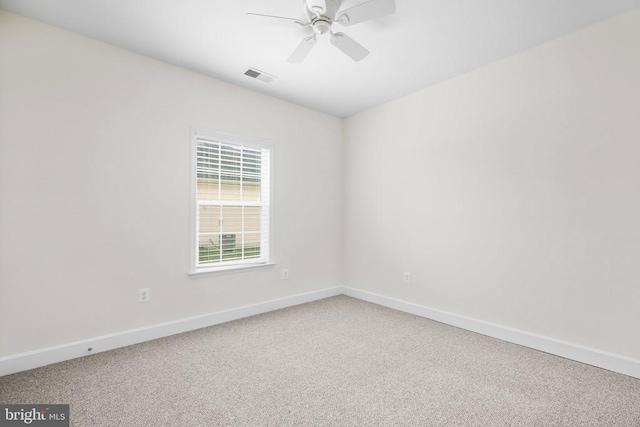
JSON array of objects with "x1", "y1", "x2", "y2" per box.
[{"x1": 190, "y1": 129, "x2": 273, "y2": 275}]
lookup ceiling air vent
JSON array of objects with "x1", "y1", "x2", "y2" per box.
[{"x1": 242, "y1": 67, "x2": 276, "y2": 83}]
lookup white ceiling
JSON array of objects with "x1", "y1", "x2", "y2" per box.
[{"x1": 1, "y1": 0, "x2": 639, "y2": 117}]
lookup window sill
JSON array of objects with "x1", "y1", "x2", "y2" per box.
[{"x1": 188, "y1": 262, "x2": 276, "y2": 279}]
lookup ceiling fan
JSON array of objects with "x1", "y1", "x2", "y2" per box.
[{"x1": 247, "y1": 0, "x2": 396, "y2": 63}]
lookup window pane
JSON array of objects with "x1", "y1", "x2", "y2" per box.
[
  {"x1": 243, "y1": 207, "x2": 261, "y2": 259},
  {"x1": 244, "y1": 206, "x2": 261, "y2": 234},
  {"x1": 242, "y1": 148, "x2": 261, "y2": 202},
  {"x1": 198, "y1": 205, "x2": 220, "y2": 234},
  {"x1": 242, "y1": 181, "x2": 261, "y2": 202},
  {"x1": 198, "y1": 235, "x2": 221, "y2": 264},
  {"x1": 220, "y1": 206, "x2": 242, "y2": 235},
  {"x1": 197, "y1": 141, "x2": 220, "y2": 201},
  {"x1": 198, "y1": 205, "x2": 221, "y2": 264},
  {"x1": 220, "y1": 179, "x2": 241, "y2": 201},
  {"x1": 196, "y1": 141, "x2": 219, "y2": 173},
  {"x1": 243, "y1": 233, "x2": 261, "y2": 259},
  {"x1": 197, "y1": 177, "x2": 219, "y2": 200},
  {"x1": 220, "y1": 144, "x2": 241, "y2": 181}
]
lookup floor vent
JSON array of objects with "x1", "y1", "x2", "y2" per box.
[{"x1": 243, "y1": 67, "x2": 276, "y2": 83}]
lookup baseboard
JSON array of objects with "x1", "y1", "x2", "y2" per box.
[
  {"x1": 0, "y1": 286, "x2": 343, "y2": 377},
  {"x1": 3, "y1": 285, "x2": 638, "y2": 380},
  {"x1": 343, "y1": 287, "x2": 640, "y2": 379}
]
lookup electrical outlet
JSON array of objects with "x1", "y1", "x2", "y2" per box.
[
  {"x1": 403, "y1": 272, "x2": 411, "y2": 283},
  {"x1": 282, "y1": 269, "x2": 289, "y2": 280},
  {"x1": 138, "y1": 288, "x2": 150, "y2": 302}
]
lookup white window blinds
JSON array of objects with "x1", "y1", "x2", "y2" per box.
[{"x1": 192, "y1": 132, "x2": 272, "y2": 272}]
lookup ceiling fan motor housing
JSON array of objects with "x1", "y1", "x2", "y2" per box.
[{"x1": 312, "y1": 17, "x2": 332, "y2": 34}]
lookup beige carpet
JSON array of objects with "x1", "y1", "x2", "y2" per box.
[{"x1": 1, "y1": 295, "x2": 639, "y2": 426}]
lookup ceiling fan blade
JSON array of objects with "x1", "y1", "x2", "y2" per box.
[
  {"x1": 336, "y1": 0, "x2": 396, "y2": 26},
  {"x1": 247, "y1": 13, "x2": 305, "y2": 27},
  {"x1": 330, "y1": 32, "x2": 369, "y2": 61},
  {"x1": 287, "y1": 36, "x2": 317, "y2": 63}
]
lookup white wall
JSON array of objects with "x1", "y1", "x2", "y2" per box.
[
  {"x1": 0, "y1": 11, "x2": 343, "y2": 357},
  {"x1": 343, "y1": 10, "x2": 640, "y2": 360},
  {"x1": 2, "y1": 6, "x2": 640, "y2": 365}
]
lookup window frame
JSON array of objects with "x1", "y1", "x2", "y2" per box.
[{"x1": 189, "y1": 127, "x2": 275, "y2": 278}]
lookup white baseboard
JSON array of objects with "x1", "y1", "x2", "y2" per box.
[
  {"x1": 3, "y1": 285, "x2": 638, "y2": 380},
  {"x1": 343, "y1": 287, "x2": 640, "y2": 379},
  {"x1": 0, "y1": 286, "x2": 343, "y2": 377}
]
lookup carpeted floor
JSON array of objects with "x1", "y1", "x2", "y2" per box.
[{"x1": 1, "y1": 295, "x2": 639, "y2": 426}]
